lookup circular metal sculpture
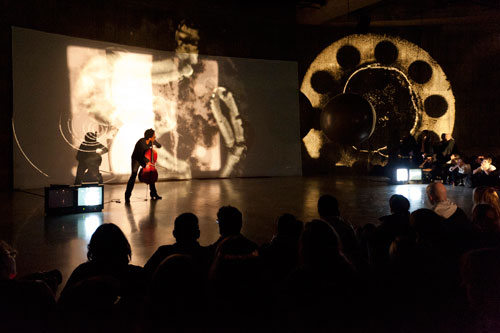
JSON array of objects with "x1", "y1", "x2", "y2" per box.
[{"x1": 301, "y1": 34, "x2": 455, "y2": 166}]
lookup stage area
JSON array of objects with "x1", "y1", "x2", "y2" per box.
[{"x1": 1, "y1": 175, "x2": 474, "y2": 294}]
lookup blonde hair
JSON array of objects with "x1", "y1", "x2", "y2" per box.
[{"x1": 473, "y1": 187, "x2": 500, "y2": 217}]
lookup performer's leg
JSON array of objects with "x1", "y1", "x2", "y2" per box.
[
  {"x1": 125, "y1": 160, "x2": 140, "y2": 201},
  {"x1": 150, "y1": 182, "x2": 162, "y2": 199},
  {"x1": 74, "y1": 162, "x2": 87, "y2": 185}
]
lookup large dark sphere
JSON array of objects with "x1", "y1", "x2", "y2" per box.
[{"x1": 320, "y1": 93, "x2": 375, "y2": 145}]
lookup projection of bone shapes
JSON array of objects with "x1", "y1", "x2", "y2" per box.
[
  {"x1": 301, "y1": 33, "x2": 455, "y2": 158},
  {"x1": 210, "y1": 87, "x2": 246, "y2": 177}
]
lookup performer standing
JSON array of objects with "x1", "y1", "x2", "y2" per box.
[{"x1": 125, "y1": 129, "x2": 162, "y2": 203}]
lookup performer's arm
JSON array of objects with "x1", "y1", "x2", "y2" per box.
[{"x1": 153, "y1": 140, "x2": 162, "y2": 149}]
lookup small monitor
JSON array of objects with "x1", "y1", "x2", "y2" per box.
[
  {"x1": 409, "y1": 169, "x2": 422, "y2": 181},
  {"x1": 396, "y1": 168, "x2": 409, "y2": 182},
  {"x1": 76, "y1": 185, "x2": 104, "y2": 212},
  {"x1": 45, "y1": 186, "x2": 75, "y2": 214}
]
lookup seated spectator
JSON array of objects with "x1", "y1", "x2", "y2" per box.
[
  {"x1": 147, "y1": 254, "x2": 206, "y2": 331},
  {"x1": 260, "y1": 214, "x2": 303, "y2": 285},
  {"x1": 469, "y1": 156, "x2": 498, "y2": 188},
  {"x1": 471, "y1": 204, "x2": 500, "y2": 248},
  {"x1": 448, "y1": 156, "x2": 471, "y2": 186},
  {"x1": 419, "y1": 156, "x2": 434, "y2": 183},
  {"x1": 317, "y1": 194, "x2": 360, "y2": 265},
  {"x1": 0, "y1": 241, "x2": 56, "y2": 333},
  {"x1": 386, "y1": 209, "x2": 463, "y2": 332},
  {"x1": 207, "y1": 235, "x2": 262, "y2": 328},
  {"x1": 144, "y1": 212, "x2": 210, "y2": 278},
  {"x1": 284, "y1": 220, "x2": 358, "y2": 330},
  {"x1": 58, "y1": 223, "x2": 146, "y2": 332},
  {"x1": 208, "y1": 205, "x2": 257, "y2": 260},
  {"x1": 370, "y1": 194, "x2": 411, "y2": 268},
  {"x1": 426, "y1": 182, "x2": 472, "y2": 254},
  {"x1": 426, "y1": 182, "x2": 469, "y2": 226},
  {"x1": 473, "y1": 186, "x2": 500, "y2": 217}
]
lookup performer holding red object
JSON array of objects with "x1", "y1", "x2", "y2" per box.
[{"x1": 125, "y1": 129, "x2": 162, "y2": 203}]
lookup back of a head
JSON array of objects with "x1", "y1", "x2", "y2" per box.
[
  {"x1": 144, "y1": 128, "x2": 155, "y2": 140},
  {"x1": 389, "y1": 194, "x2": 410, "y2": 214},
  {"x1": 426, "y1": 182, "x2": 447, "y2": 204},
  {"x1": 84, "y1": 132, "x2": 97, "y2": 143},
  {"x1": 277, "y1": 213, "x2": 303, "y2": 239},
  {"x1": 472, "y1": 203, "x2": 500, "y2": 233},
  {"x1": 217, "y1": 206, "x2": 242, "y2": 237},
  {"x1": 318, "y1": 194, "x2": 340, "y2": 218},
  {"x1": 474, "y1": 187, "x2": 500, "y2": 216},
  {"x1": 473, "y1": 186, "x2": 488, "y2": 206},
  {"x1": 173, "y1": 213, "x2": 200, "y2": 242},
  {"x1": 300, "y1": 220, "x2": 340, "y2": 268},
  {"x1": 87, "y1": 223, "x2": 131, "y2": 265}
]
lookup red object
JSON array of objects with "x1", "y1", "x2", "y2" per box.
[{"x1": 138, "y1": 148, "x2": 158, "y2": 184}]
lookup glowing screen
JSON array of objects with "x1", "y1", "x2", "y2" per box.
[
  {"x1": 77, "y1": 187, "x2": 103, "y2": 206},
  {"x1": 12, "y1": 27, "x2": 302, "y2": 189}
]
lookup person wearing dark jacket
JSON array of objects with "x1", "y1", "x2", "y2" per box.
[
  {"x1": 426, "y1": 182, "x2": 473, "y2": 254},
  {"x1": 125, "y1": 129, "x2": 162, "y2": 203},
  {"x1": 74, "y1": 132, "x2": 108, "y2": 185},
  {"x1": 144, "y1": 213, "x2": 210, "y2": 278}
]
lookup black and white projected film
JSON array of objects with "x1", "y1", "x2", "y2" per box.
[{"x1": 12, "y1": 27, "x2": 301, "y2": 189}]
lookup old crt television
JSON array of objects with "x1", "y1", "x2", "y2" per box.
[
  {"x1": 45, "y1": 184, "x2": 104, "y2": 214},
  {"x1": 76, "y1": 184, "x2": 104, "y2": 212},
  {"x1": 45, "y1": 185, "x2": 76, "y2": 215}
]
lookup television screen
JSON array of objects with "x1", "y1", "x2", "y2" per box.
[
  {"x1": 47, "y1": 188, "x2": 74, "y2": 208},
  {"x1": 77, "y1": 186, "x2": 103, "y2": 207}
]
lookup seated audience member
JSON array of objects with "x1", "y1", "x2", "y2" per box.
[
  {"x1": 461, "y1": 247, "x2": 500, "y2": 331},
  {"x1": 370, "y1": 195, "x2": 411, "y2": 268},
  {"x1": 419, "y1": 156, "x2": 434, "y2": 183},
  {"x1": 144, "y1": 213, "x2": 210, "y2": 278},
  {"x1": 59, "y1": 223, "x2": 146, "y2": 332},
  {"x1": 448, "y1": 156, "x2": 471, "y2": 186},
  {"x1": 147, "y1": 254, "x2": 206, "y2": 331},
  {"x1": 260, "y1": 214, "x2": 303, "y2": 284},
  {"x1": 469, "y1": 156, "x2": 498, "y2": 187},
  {"x1": 317, "y1": 194, "x2": 359, "y2": 264},
  {"x1": 284, "y1": 220, "x2": 358, "y2": 330},
  {"x1": 470, "y1": 155, "x2": 484, "y2": 171},
  {"x1": 386, "y1": 209, "x2": 463, "y2": 332},
  {"x1": 426, "y1": 182, "x2": 472, "y2": 254},
  {"x1": 471, "y1": 204, "x2": 500, "y2": 248},
  {"x1": 441, "y1": 153, "x2": 458, "y2": 184},
  {"x1": 426, "y1": 182, "x2": 468, "y2": 226},
  {"x1": 473, "y1": 186, "x2": 500, "y2": 217},
  {"x1": 208, "y1": 235, "x2": 262, "y2": 328},
  {"x1": 0, "y1": 241, "x2": 56, "y2": 333},
  {"x1": 208, "y1": 205, "x2": 257, "y2": 260}
]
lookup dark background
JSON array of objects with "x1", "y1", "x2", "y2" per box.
[{"x1": 2, "y1": 0, "x2": 500, "y2": 189}]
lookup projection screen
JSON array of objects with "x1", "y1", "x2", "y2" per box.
[{"x1": 12, "y1": 27, "x2": 301, "y2": 189}]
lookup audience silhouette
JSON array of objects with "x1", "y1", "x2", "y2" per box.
[
  {"x1": 58, "y1": 223, "x2": 146, "y2": 333},
  {"x1": 8, "y1": 186, "x2": 500, "y2": 332},
  {"x1": 144, "y1": 212, "x2": 210, "y2": 279}
]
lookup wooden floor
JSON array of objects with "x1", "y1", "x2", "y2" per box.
[{"x1": 0, "y1": 175, "x2": 474, "y2": 296}]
